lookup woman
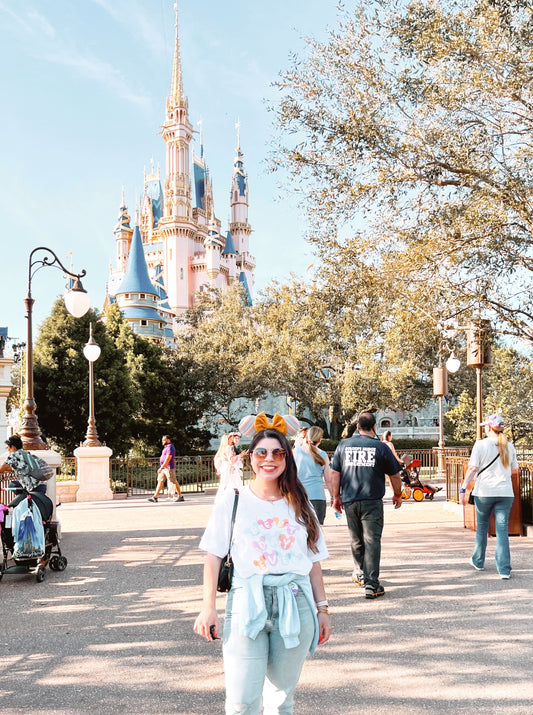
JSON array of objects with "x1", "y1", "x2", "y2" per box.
[
  {"x1": 293, "y1": 426, "x2": 332, "y2": 525},
  {"x1": 194, "y1": 423, "x2": 331, "y2": 714},
  {"x1": 381, "y1": 430, "x2": 401, "y2": 462},
  {"x1": 214, "y1": 433, "x2": 244, "y2": 502},
  {"x1": 0, "y1": 434, "x2": 47, "y2": 494},
  {"x1": 459, "y1": 414, "x2": 518, "y2": 579}
]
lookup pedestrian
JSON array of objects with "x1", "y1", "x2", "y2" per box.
[
  {"x1": 293, "y1": 426, "x2": 308, "y2": 448},
  {"x1": 147, "y1": 435, "x2": 184, "y2": 503},
  {"x1": 293, "y1": 425, "x2": 332, "y2": 525},
  {"x1": 214, "y1": 432, "x2": 245, "y2": 502},
  {"x1": 0, "y1": 434, "x2": 47, "y2": 495},
  {"x1": 381, "y1": 429, "x2": 401, "y2": 462},
  {"x1": 330, "y1": 411, "x2": 403, "y2": 598},
  {"x1": 194, "y1": 414, "x2": 331, "y2": 715},
  {"x1": 459, "y1": 414, "x2": 518, "y2": 579}
]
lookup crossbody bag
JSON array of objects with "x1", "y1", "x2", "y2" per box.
[
  {"x1": 468, "y1": 452, "x2": 500, "y2": 504},
  {"x1": 217, "y1": 488, "x2": 239, "y2": 592}
]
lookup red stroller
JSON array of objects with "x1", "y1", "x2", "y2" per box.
[{"x1": 400, "y1": 454, "x2": 442, "y2": 502}]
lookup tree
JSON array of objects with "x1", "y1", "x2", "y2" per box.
[
  {"x1": 104, "y1": 304, "x2": 212, "y2": 455},
  {"x1": 32, "y1": 301, "x2": 213, "y2": 456},
  {"x1": 174, "y1": 285, "x2": 268, "y2": 429},
  {"x1": 271, "y1": 0, "x2": 533, "y2": 343},
  {"x1": 484, "y1": 346, "x2": 533, "y2": 443},
  {"x1": 33, "y1": 300, "x2": 136, "y2": 455},
  {"x1": 444, "y1": 345, "x2": 533, "y2": 442}
]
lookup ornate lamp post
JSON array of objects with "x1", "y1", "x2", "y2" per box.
[
  {"x1": 19, "y1": 247, "x2": 91, "y2": 450},
  {"x1": 82, "y1": 323, "x2": 102, "y2": 447}
]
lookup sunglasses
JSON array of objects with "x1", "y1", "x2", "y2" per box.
[{"x1": 251, "y1": 448, "x2": 286, "y2": 462}]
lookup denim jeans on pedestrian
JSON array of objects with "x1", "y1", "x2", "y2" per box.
[
  {"x1": 223, "y1": 584, "x2": 315, "y2": 714},
  {"x1": 472, "y1": 496, "x2": 514, "y2": 576},
  {"x1": 344, "y1": 498, "x2": 383, "y2": 588}
]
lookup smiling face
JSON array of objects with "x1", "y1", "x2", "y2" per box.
[{"x1": 250, "y1": 436, "x2": 287, "y2": 484}]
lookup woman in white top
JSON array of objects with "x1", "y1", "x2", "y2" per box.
[
  {"x1": 214, "y1": 433, "x2": 244, "y2": 502},
  {"x1": 194, "y1": 420, "x2": 331, "y2": 714},
  {"x1": 381, "y1": 430, "x2": 401, "y2": 462},
  {"x1": 459, "y1": 414, "x2": 519, "y2": 579}
]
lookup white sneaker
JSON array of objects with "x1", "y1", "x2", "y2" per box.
[
  {"x1": 469, "y1": 557, "x2": 484, "y2": 571},
  {"x1": 500, "y1": 573, "x2": 511, "y2": 580}
]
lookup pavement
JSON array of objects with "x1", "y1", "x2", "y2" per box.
[{"x1": 0, "y1": 489, "x2": 532, "y2": 715}]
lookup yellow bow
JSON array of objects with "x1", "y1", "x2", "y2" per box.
[{"x1": 254, "y1": 412, "x2": 287, "y2": 435}]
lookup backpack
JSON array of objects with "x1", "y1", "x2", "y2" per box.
[
  {"x1": 12, "y1": 497, "x2": 45, "y2": 559},
  {"x1": 21, "y1": 450, "x2": 56, "y2": 482}
]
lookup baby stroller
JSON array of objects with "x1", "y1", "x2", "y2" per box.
[
  {"x1": 0, "y1": 488, "x2": 67, "y2": 583},
  {"x1": 400, "y1": 454, "x2": 442, "y2": 502}
]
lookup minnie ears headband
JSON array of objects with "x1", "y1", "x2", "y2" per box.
[{"x1": 238, "y1": 412, "x2": 300, "y2": 437}]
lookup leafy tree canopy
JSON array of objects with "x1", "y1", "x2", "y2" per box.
[{"x1": 272, "y1": 0, "x2": 533, "y2": 343}]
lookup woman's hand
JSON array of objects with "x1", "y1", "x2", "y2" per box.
[
  {"x1": 194, "y1": 607, "x2": 220, "y2": 641},
  {"x1": 317, "y1": 612, "x2": 331, "y2": 645}
]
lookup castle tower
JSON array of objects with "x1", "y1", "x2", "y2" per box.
[
  {"x1": 114, "y1": 190, "x2": 133, "y2": 275},
  {"x1": 158, "y1": 3, "x2": 195, "y2": 314},
  {"x1": 204, "y1": 215, "x2": 223, "y2": 282},
  {"x1": 230, "y1": 126, "x2": 254, "y2": 300}
]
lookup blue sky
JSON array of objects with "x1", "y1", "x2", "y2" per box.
[{"x1": 0, "y1": 0, "x2": 340, "y2": 343}]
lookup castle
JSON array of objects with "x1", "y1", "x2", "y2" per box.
[{"x1": 105, "y1": 7, "x2": 255, "y2": 345}]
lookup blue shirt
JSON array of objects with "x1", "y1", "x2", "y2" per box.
[{"x1": 294, "y1": 446, "x2": 327, "y2": 501}]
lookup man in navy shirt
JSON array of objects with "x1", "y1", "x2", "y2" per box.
[{"x1": 330, "y1": 412, "x2": 402, "y2": 598}]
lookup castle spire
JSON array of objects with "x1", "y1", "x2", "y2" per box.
[{"x1": 168, "y1": 3, "x2": 187, "y2": 111}]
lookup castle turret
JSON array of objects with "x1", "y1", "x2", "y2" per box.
[
  {"x1": 115, "y1": 226, "x2": 169, "y2": 342},
  {"x1": 204, "y1": 217, "x2": 223, "y2": 281},
  {"x1": 230, "y1": 126, "x2": 255, "y2": 298},
  {"x1": 114, "y1": 190, "x2": 133, "y2": 274}
]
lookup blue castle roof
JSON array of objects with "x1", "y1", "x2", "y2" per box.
[
  {"x1": 194, "y1": 158, "x2": 206, "y2": 209},
  {"x1": 146, "y1": 179, "x2": 164, "y2": 228},
  {"x1": 117, "y1": 226, "x2": 158, "y2": 296},
  {"x1": 239, "y1": 272, "x2": 252, "y2": 306},
  {"x1": 121, "y1": 306, "x2": 164, "y2": 321},
  {"x1": 222, "y1": 230, "x2": 237, "y2": 255}
]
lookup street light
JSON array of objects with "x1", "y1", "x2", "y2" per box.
[
  {"x1": 19, "y1": 247, "x2": 91, "y2": 450},
  {"x1": 82, "y1": 323, "x2": 102, "y2": 447}
]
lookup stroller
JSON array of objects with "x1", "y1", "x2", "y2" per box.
[
  {"x1": 400, "y1": 454, "x2": 442, "y2": 502},
  {"x1": 0, "y1": 488, "x2": 67, "y2": 583}
]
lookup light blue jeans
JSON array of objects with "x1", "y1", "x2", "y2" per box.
[
  {"x1": 472, "y1": 496, "x2": 514, "y2": 576},
  {"x1": 223, "y1": 584, "x2": 315, "y2": 714}
]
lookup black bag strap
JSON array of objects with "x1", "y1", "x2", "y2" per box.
[
  {"x1": 227, "y1": 488, "x2": 239, "y2": 556},
  {"x1": 477, "y1": 452, "x2": 499, "y2": 477}
]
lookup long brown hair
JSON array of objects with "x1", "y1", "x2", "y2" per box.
[
  {"x1": 305, "y1": 426, "x2": 326, "y2": 466},
  {"x1": 491, "y1": 427, "x2": 510, "y2": 469},
  {"x1": 249, "y1": 428, "x2": 320, "y2": 552}
]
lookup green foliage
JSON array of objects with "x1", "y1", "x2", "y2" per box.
[
  {"x1": 174, "y1": 284, "x2": 268, "y2": 427},
  {"x1": 484, "y1": 346, "x2": 533, "y2": 443},
  {"x1": 34, "y1": 300, "x2": 135, "y2": 455},
  {"x1": 32, "y1": 301, "x2": 212, "y2": 456},
  {"x1": 271, "y1": 0, "x2": 533, "y2": 344}
]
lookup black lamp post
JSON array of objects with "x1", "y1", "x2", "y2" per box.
[{"x1": 19, "y1": 247, "x2": 91, "y2": 450}]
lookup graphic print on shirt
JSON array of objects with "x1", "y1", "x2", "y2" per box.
[
  {"x1": 249, "y1": 516, "x2": 302, "y2": 571},
  {"x1": 344, "y1": 447, "x2": 376, "y2": 467}
]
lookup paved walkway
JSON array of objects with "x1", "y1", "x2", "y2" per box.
[{"x1": 0, "y1": 490, "x2": 532, "y2": 714}]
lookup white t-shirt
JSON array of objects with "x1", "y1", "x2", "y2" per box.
[
  {"x1": 468, "y1": 436, "x2": 517, "y2": 497},
  {"x1": 199, "y1": 484, "x2": 329, "y2": 578}
]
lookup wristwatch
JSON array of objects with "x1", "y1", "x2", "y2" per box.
[{"x1": 459, "y1": 488, "x2": 466, "y2": 493}]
